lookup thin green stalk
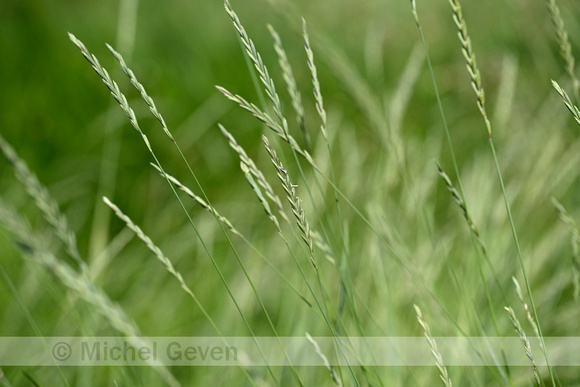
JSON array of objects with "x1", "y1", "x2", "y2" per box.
[{"x1": 410, "y1": 0, "x2": 463, "y2": 208}]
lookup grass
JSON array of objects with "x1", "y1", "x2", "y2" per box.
[{"x1": 1, "y1": 0, "x2": 580, "y2": 385}]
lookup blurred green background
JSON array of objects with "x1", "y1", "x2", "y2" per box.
[{"x1": 2, "y1": 0, "x2": 580, "y2": 385}]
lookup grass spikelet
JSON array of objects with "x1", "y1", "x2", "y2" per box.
[
  {"x1": 302, "y1": 18, "x2": 328, "y2": 143},
  {"x1": 436, "y1": 161, "x2": 486, "y2": 256},
  {"x1": 216, "y1": 86, "x2": 285, "y2": 135},
  {"x1": 302, "y1": 18, "x2": 347, "y2": 276},
  {"x1": 216, "y1": 86, "x2": 314, "y2": 164},
  {"x1": 410, "y1": 0, "x2": 420, "y2": 25},
  {"x1": 545, "y1": 0, "x2": 579, "y2": 98},
  {"x1": 68, "y1": 33, "x2": 152, "y2": 152},
  {"x1": 224, "y1": 0, "x2": 288, "y2": 136},
  {"x1": 106, "y1": 43, "x2": 175, "y2": 142},
  {"x1": 448, "y1": 0, "x2": 491, "y2": 138},
  {"x1": 511, "y1": 277, "x2": 541, "y2": 341},
  {"x1": 262, "y1": 135, "x2": 317, "y2": 269},
  {"x1": 552, "y1": 80, "x2": 580, "y2": 125},
  {"x1": 504, "y1": 306, "x2": 541, "y2": 386},
  {"x1": 311, "y1": 230, "x2": 336, "y2": 265},
  {"x1": 240, "y1": 161, "x2": 281, "y2": 232},
  {"x1": 414, "y1": 305, "x2": 452, "y2": 387},
  {"x1": 219, "y1": 124, "x2": 290, "y2": 224},
  {"x1": 305, "y1": 333, "x2": 341, "y2": 386},
  {"x1": 103, "y1": 197, "x2": 196, "y2": 300},
  {"x1": 551, "y1": 198, "x2": 580, "y2": 299},
  {"x1": 268, "y1": 24, "x2": 310, "y2": 151},
  {"x1": 0, "y1": 135, "x2": 85, "y2": 273},
  {"x1": 150, "y1": 164, "x2": 242, "y2": 237}
]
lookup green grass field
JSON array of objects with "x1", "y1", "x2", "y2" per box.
[{"x1": 2, "y1": 0, "x2": 580, "y2": 385}]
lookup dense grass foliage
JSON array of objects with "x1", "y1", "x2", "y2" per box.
[{"x1": 2, "y1": 0, "x2": 580, "y2": 385}]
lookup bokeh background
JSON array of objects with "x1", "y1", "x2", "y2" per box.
[{"x1": 2, "y1": 0, "x2": 580, "y2": 385}]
